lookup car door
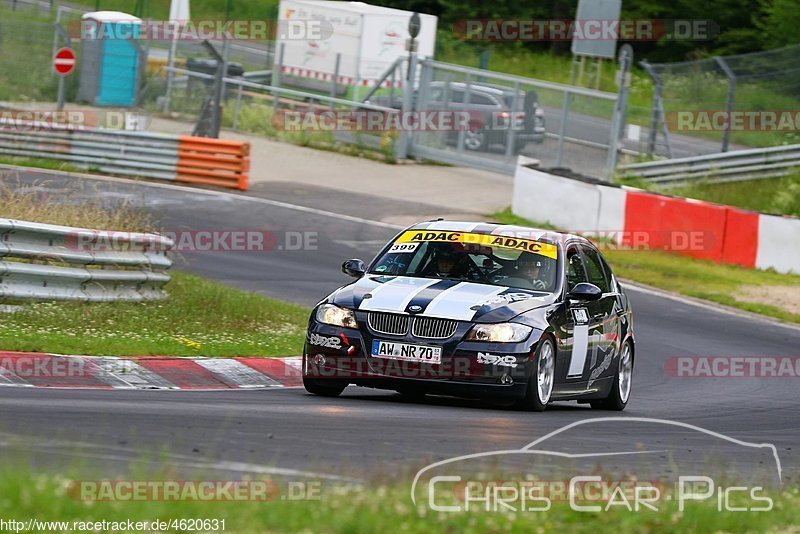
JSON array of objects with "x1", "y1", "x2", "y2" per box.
[
  {"x1": 552, "y1": 243, "x2": 600, "y2": 395},
  {"x1": 578, "y1": 244, "x2": 621, "y2": 389}
]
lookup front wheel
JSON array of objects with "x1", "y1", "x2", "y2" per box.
[
  {"x1": 517, "y1": 337, "x2": 555, "y2": 412},
  {"x1": 590, "y1": 341, "x2": 633, "y2": 411},
  {"x1": 303, "y1": 377, "x2": 347, "y2": 397}
]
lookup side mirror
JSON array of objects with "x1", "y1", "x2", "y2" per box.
[
  {"x1": 342, "y1": 259, "x2": 366, "y2": 278},
  {"x1": 568, "y1": 282, "x2": 602, "y2": 301}
]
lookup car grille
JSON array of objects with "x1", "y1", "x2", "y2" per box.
[
  {"x1": 368, "y1": 312, "x2": 410, "y2": 336},
  {"x1": 411, "y1": 316, "x2": 458, "y2": 339},
  {"x1": 368, "y1": 312, "x2": 458, "y2": 339}
]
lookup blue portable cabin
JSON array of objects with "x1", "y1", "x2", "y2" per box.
[{"x1": 78, "y1": 11, "x2": 143, "y2": 107}]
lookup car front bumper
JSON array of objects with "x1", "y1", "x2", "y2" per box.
[{"x1": 303, "y1": 320, "x2": 539, "y2": 400}]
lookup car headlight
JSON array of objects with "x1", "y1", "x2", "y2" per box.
[
  {"x1": 315, "y1": 304, "x2": 358, "y2": 329},
  {"x1": 466, "y1": 323, "x2": 532, "y2": 343}
]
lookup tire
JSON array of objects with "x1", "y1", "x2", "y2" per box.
[
  {"x1": 590, "y1": 341, "x2": 633, "y2": 411},
  {"x1": 303, "y1": 377, "x2": 347, "y2": 397},
  {"x1": 464, "y1": 128, "x2": 487, "y2": 151},
  {"x1": 516, "y1": 337, "x2": 556, "y2": 412}
]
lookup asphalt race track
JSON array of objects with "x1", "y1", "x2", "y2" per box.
[{"x1": 1, "y1": 168, "x2": 798, "y2": 487}]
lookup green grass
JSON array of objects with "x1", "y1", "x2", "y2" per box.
[
  {"x1": 0, "y1": 463, "x2": 797, "y2": 533},
  {"x1": 655, "y1": 174, "x2": 800, "y2": 217},
  {"x1": 0, "y1": 157, "x2": 85, "y2": 174},
  {"x1": 489, "y1": 208, "x2": 800, "y2": 324},
  {"x1": 0, "y1": 271, "x2": 308, "y2": 357}
]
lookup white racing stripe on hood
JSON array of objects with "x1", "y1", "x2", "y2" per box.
[
  {"x1": 358, "y1": 277, "x2": 440, "y2": 312},
  {"x1": 423, "y1": 283, "x2": 507, "y2": 321}
]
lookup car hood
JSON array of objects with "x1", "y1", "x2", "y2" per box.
[{"x1": 329, "y1": 275, "x2": 554, "y2": 323}]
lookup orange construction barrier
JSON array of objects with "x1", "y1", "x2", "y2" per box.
[{"x1": 176, "y1": 136, "x2": 250, "y2": 191}]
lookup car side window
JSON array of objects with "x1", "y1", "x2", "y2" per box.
[
  {"x1": 580, "y1": 246, "x2": 611, "y2": 293},
  {"x1": 566, "y1": 245, "x2": 588, "y2": 292},
  {"x1": 448, "y1": 88, "x2": 463, "y2": 104},
  {"x1": 471, "y1": 93, "x2": 496, "y2": 106},
  {"x1": 428, "y1": 86, "x2": 443, "y2": 103}
]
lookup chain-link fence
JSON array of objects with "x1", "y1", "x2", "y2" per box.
[
  {"x1": 406, "y1": 59, "x2": 623, "y2": 177},
  {"x1": 643, "y1": 44, "x2": 800, "y2": 157},
  {"x1": 1, "y1": 1, "x2": 631, "y2": 179}
]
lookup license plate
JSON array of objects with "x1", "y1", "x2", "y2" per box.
[{"x1": 371, "y1": 340, "x2": 442, "y2": 364}]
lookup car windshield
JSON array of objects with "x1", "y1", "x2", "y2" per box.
[{"x1": 369, "y1": 230, "x2": 559, "y2": 293}]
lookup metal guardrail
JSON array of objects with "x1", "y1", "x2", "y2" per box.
[
  {"x1": 620, "y1": 143, "x2": 800, "y2": 184},
  {"x1": 0, "y1": 119, "x2": 250, "y2": 190},
  {"x1": 0, "y1": 219, "x2": 173, "y2": 302}
]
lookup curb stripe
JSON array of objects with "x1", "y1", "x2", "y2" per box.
[
  {"x1": 236, "y1": 358, "x2": 303, "y2": 387},
  {"x1": 0, "y1": 353, "x2": 111, "y2": 388},
  {"x1": 0, "y1": 352, "x2": 302, "y2": 390},
  {"x1": 92, "y1": 357, "x2": 177, "y2": 389},
  {"x1": 133, "y1": 358, "x2": 236, "y2": 389},
  {"x1": 194, "y1": 358, "x2": 281, "y2": 388}
]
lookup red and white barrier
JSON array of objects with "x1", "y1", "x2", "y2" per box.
[
  {"x1": 0, "y1": 352, "x2": 302, "y2": 389},
  {"x1": 512, "y1": 161, "x2": 799, "y2": 274}
]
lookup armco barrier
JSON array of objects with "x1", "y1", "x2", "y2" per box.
[
  {"x1": 0, "y1": 219, "x2": 173, "y2": 301},
  {"x1": 0, "y1": 120, "x2": 249, "y2": 190},
  {"x1": 512, "y1": 159, "x2": 799, "y2": 274},
  {"x1": 619, "y1": 143, "x2": 800, "y2": 185}
]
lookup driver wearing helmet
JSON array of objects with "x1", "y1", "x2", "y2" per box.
[
  {"x1": 424, "y1": 244, "x2": 467, "y2": 279},
  {"x1": 517, "y1": 253, "x2": 548, "y2": 291}
]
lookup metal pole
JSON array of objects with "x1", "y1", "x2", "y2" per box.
[
  {"x1": 330, "y1": 52, "x2": 341, "y2": 108},
  {"x1": 164, "y1": 23, "x2": 179, "y2": 112},
  {"x1": 641, "y1": 61, "x2": 660, "y2": 157},
  {"x1": 57, "y1": 76, "x2": 65, "y2": 111},
  {"x1": 715, "y1": 56, "x2": 736, "y2": 153},
  {"x1": 555, "y1": 91, "x2": 570, "y2": 166},
  {"x1": 604, "y1": 44, "x2": 633, "y2": 180},
  {"x1": 272, "y1": 42, "x2": 284, "y2": 110},
  {"x1": 504, "y1": 81, "x2": 521, "y2": 162},
  {"x1": 232, "y1": 83, "x2": 243, "y2": 130},
  {"x1": 456, "y1": 73, "x2": 472, "y2": 153},
  {"x1": 396, "y1": 50, "x2": 418, "y2": 159}
]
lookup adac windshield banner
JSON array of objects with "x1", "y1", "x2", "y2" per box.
[{"x1": 394, "y1": 230, "x2": 559, "y2": 260}]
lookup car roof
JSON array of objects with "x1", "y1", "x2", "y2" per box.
[
  {"x1": 405, "y1": 220, "x2": 589, "y2": 247},
  {"x1": 429, "y1": 81, "x2": 513, "y2": 96}
]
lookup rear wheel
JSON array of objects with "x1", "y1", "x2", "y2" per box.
[
  {"x1": 590, "y1": 341, "x2": 633, "y2": 411},
  {"x1": 303, "y1": 377, "x2": 347, "y2": 397},
  {"x1": 517, "y1": 337, "x2": 555, "y2": 412},
  {"x1": 464, "y1": 128, "x2": 487, "y2": 151}
]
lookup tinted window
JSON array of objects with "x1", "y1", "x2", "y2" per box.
[
  {"x1": 566, "y1": 245, "x2": 588, "y2": 291},
  {"x1": 369, "y1": 232, "x2": 560, "y2": 293},
  {"x1": 580, "y1": 246, "x2": 611, "y2": 293},
  {"x1": 469, "y1": 93, "x2": 497, "y2": 106}
]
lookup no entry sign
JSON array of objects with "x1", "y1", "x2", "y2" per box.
[{"x1": 53, "y1": 47, "x2": 76, "y2": 76}]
